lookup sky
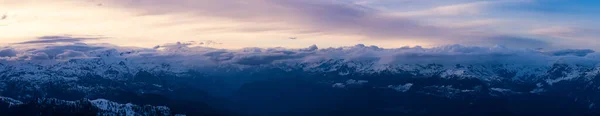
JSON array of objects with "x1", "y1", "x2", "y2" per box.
[{"x1": 1, "y1": 0, "x2": 599, "y2": 50}]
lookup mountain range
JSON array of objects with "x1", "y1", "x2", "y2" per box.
[{"x1": 1, "y1": 43, "x2": 600, "y2": 115}]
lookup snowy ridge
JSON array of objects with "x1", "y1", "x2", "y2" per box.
[
  {"x1": 0, "y1": 57, "x2": 587, "y2": 84},
  {"x1": 0, "y1": 96, "x2": 23, "y2": 107},
  {"x1": 0, "y1": 96, "x2": 179, "y2": 116},
  {"x1": 90, "y1": 99, "x2": 173, "y2": 116}
]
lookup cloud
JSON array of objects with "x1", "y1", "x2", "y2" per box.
[
  {"x1": 389, "y1": 1, "x2": 493, "y2": 17},
  {"x1": 549, "y1": 49, "x2": 595, "y2": 57},
  {"x1": 55, "y1": 50, "x2": 89, "y2": 59},
  {"x1": 441, "y1": 19, "x2": 501, "y2": 28},
  {"x1": 1, "y1": 40, "x2": 114, "y2": 61},
  {"x1": 530, "y1": 26, "x2": 578, "y2": 37},
  {"x1": 480, "y1": 35, "x2": 550, "y2": 48},
  {"x1": 3, "y1": 0, "x2": 587, "y2": 50},
  {"x1": 233, "y1": 53, "x2": 308, "y2": 65},
  {"x1": 91, "y1": 0, "x2": 558, "y2": 49},
  {"x1": 102, "y1": 0, "x2": 461, "y2": 40},
  {"x1": 226, "y1": 47, "x2": 316, "y2": 65},
  {"x1": 17, "y1": 35, "x2": 105, "y2": 44},
  {"x1": 34, "y1": 44, "x2": 107, "y2": 58},
  {"x1": 0, "y1": 48, "x2": 17, "y2": 57},
  {"x1": 530, "y1": 26, "x2": 600, "y2": 39},
  {"x1": 3, "y1": 39, "x2": 599, "y2": 69},
  {"x1": 25, "y1": 52, "x2": 50, "y2": 60},
  {"x1": 528, "y1": 26, "x2": 600, "y2": 49},
  {"x1": 386, "y1": 0, "x2": 533, "y2": 17}
]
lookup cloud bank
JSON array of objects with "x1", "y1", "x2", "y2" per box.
[
  {"x1": 1, "y1": 40, "x2": 597, "y2": 69},
  {"x1": 17, "y1": 36, "x2": 104, "y2": 44}
]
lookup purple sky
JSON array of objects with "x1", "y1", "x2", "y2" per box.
[{"x1": 1, "y1": 0, "x2": 599, "y2": 50}]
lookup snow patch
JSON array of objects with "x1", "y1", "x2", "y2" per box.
[
  {"x1": 388, "y1": 83, "x2": 413, "y2": 92},
  {"x1": 530, "y1": 88, "x2": 546, "y2": 94}
]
